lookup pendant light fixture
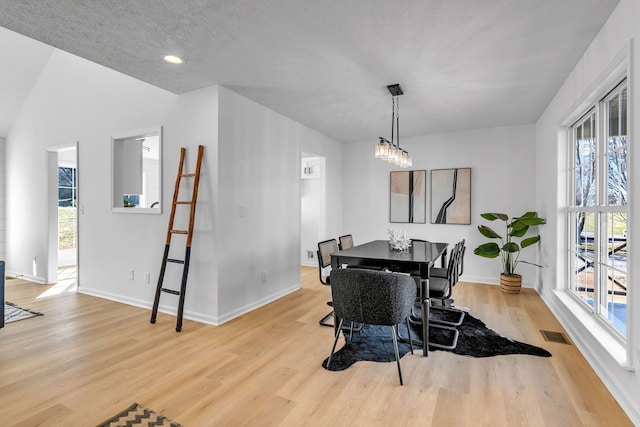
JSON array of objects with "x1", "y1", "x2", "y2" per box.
[{"x1": 375, "y1": 84, "x2": 412, "y2": 168}]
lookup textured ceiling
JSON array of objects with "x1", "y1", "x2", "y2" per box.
[{"x1": 0, "y1": 0, "x2": 619, "y2": 142}]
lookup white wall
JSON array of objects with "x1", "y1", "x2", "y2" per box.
[
  {"x1": 7, "y1": 50, "x2": 176, "y2": 284},
  {"x1": 5, "y1": 49, "x2": 224, "y2": 321},
  {"x1": 0, "y1": 137, "x2": 4, "y2": 261},
  {"x1": 535, "y1": 0, "x2": 640, "y2": 423},
  {"x1": 6, "y1": 48, "x2": 344, "y2": 326},
  {"x1": 342, "y1": 124, "x2": 538, "y2": 286},
  {"x1": 216, "y1": 87, "x2": 342, "y2": 321}
]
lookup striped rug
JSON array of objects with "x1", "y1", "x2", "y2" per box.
[
  {"x1": 4, "y1": 302, "x2": 43, "y2": 323},
  {"x1": 96, "y1": 403, "x2": 182, "y2": 427}
]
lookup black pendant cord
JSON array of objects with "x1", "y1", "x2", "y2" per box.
[
  {"x1": 391, "y1": 95, "x2": 395, "y2": 147},
  {"x1": 396, "y1": 95, "x2": 400, "y2": 150}
]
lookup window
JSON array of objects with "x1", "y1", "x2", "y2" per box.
[
  {"x1": 58, "y1": 166, "x2": 77, "y2": 207},
  {"x1": 58, "y1": 166, "x2": 77, "y2": 252},
  {"x1": 568, "y1": 80, "x2": 628, "y2": 338}
]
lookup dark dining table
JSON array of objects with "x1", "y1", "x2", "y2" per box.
[{"x1": 330, "y1": 239, "x2": 448, "y2": 356}]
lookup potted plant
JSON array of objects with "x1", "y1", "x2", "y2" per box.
[{"x1": 474, "y1": 211, "x2": 546, "y2": 293}]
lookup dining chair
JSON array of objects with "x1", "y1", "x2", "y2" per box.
[
  {"x1": 326, "y1": 268, "x2": 416, "y2": 385},
  {"x1": 340, "y1": 234, "x2": 382, "y2": 271},
  {"x1": 425, "y1": 240, "x2": 466, "y2": 326},
  {"x1": 317, "y1": 239, "x2": 339, "y2": 327},
  {"x1": 338, "y1": 234, "x2": 353, "y2": 250},
  {"x1": 431, "y1": 239, "x2": 466, "y2": 280}
]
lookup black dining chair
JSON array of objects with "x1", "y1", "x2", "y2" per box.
[
  {"x1": 317, "y1": 239, "x2": 339, "y2": 327},
  {"x1": 423, "y1": 240, "x2": 466, "y2": 327},
  {"x1": 326, "y1": 268, "x2": 416, "y2": 385},
  {"x1": 431, "y1": 239, "x2": 466, "y2": 281},
  {"x1": 338, "y1": 234, "x2": 354, "y2": 250},
  {"x1": 340, "y1": 234, "x2": 382, "y2": 271}
]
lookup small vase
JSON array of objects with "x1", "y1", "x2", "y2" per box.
[{"x1": 500, "y1": 273, "x2": 522, "y2": 294}]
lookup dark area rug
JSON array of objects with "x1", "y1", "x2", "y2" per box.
[
  {"x1": 4, "y1": 301, "x2": 44, "y2": 323},
  {"x1": 322, "y1": 312, "x2": 551, "y2": 371},
  {"x1": 96, "y1": 402, "x2": 182, "y2": 427}
]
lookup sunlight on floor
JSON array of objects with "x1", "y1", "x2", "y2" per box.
[{"x1": 37, "y1": 266, "x2": 77, "y2": 299}]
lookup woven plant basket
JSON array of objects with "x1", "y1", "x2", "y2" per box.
[{"x1": 500, "y1": 273, "x2": 522, "y2": 294}]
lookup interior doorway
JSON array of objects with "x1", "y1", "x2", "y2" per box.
[
  {"x1": 46, "y1": 144, "x2": 78, "y2": 287},
  {"x1": 300, "y1": 152, "x2": 326, "y2": 267}
]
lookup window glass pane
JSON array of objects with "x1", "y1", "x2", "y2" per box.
[
  {"x1": 608, "y1": 135, "x2": 627, "y2": 152},
  {"x1": 573, "y1": 254, "x2": 592, "y2": 303},
  {"x1": 577, "y1": 137, "x2": 595, "y2": 164},
  {"x1": 620, "y1": 88, "x2": 627, "y2": 136},
  {"x1": 608, "y1": 94, "x2": 619, "y2": 137},
  {"x1": 583, "y1": 116, "x2": 592, "y2": 139},
  {"x1": 601, "y1": 213, "x2": 627, "y2": 335},
  {"x1": 58, "y1": 167, "x2": 74, "y2": 187},
  {"x1": 571, "y1": 212, "x2": 594, "y2": 303},
  {"x1": 574, "y1": 168, "x2": 582, "y2": 206},
  {"x1": 607, "y1": 145, "x2": 627, "y2": 206},
  {"x1": 582, "y1": 161, "x2": 596, "y2": 206},
  {"x1": 58, "y1": 188, "x2": 73, "y2": 207},
  {"x1": 601, "y1": 267, "x2": 627, "y2": 335}
]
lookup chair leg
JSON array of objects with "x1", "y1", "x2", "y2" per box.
[
  {"x1": 406, "y1": 318, "x2": 414, "y2": 354},
  {"x1": 390, "y1": 325, "x2": 403, "y2": 386},
  {"x1": 319, "y1": 309, "x2": 334, "y2": 327},
  {"x1": 327, "y1": 318, "x2": 344, "y2": 368}
]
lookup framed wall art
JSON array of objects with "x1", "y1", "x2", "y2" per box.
[
  {"x1": 431, "y1": 168, "x2": 471, "y2": 224},
  {"x1": 390, "y1": 170, "x2": 426, "y2": 223}
]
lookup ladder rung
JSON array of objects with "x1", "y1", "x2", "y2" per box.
[
  {"x1": 176, "y1": 201, "x2": 193, "y2": 204},
  {"x1": 171, "y1": 230, "x2": 188, "y2": 234},
  {"x1": 167, "y1": 258, "x2": 185, "y2": 264},
  {"x1": 161, "y1": 288, "x2": 181, "y2": 296},
  {"x1": 181, "y1": 173, "x2": 197, "y2": 178}
]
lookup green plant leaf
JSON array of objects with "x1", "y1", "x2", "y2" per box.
[
  {"x1": 515, "y1": 215, "x2": 546, "y2": 226},
  {"x1": 509, "y1": 225, "x2": 529, "y2": 237},
  {"x1": 519, "y1": 211, "x2": 538, "y2": 218},
  {"x1": 478, "y1": 225, "x2": 502, "y2": 239},
  {"x1": 473, "y1": 242, "x2": 501, "y2": 258},
  {"x1": 481, "y1": 212, "x2": 508, "y2": 221},
  {"x1": 521, "y1": 235, "x2": 540, "y2": 248},
  {"x1": 510, "y1": 219, "x2": 526, "y2": 231},
  {"x1": 502, "y1": 242, "x2": 520, "y2": 253}
]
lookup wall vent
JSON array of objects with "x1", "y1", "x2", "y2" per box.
[{"x1": 540, "y1": 330, "x2": 571, "y2": 344}]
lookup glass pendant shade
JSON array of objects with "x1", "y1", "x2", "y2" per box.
[{"x1": 374, "y1": 84, "x2": 412, "y2": 168}]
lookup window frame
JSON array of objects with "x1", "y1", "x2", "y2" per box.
[{"x1": 566, "y1": 78, "x2": 629, "y2": 341}]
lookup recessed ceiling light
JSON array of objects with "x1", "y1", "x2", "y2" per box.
[{"x1": 164, "y1": 55, "x2": 183, "y2": 64}]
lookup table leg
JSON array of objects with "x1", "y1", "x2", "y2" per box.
[{"x1": 421, "y1": 279, "x2": 429, "y2": 357}]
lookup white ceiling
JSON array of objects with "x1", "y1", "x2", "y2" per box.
[
  {"x1": 0, "y1": 26, "x2": 53, "y2": 137},
  {"x1": 0, "y1": 0, "x2": 619, "y2": 142}
]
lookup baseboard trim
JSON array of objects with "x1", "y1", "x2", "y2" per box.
[
  {"x1": 5, "y1": 270, "x2": 46, "y2": 284},
  {"x1": 216, "y1": 284, "x2": 301, "y2": 324},
  {"x1": 77, "y1": 283, "x2": 301, "y2": 327}
]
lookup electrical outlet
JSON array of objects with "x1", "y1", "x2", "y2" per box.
[
  {"x1": 307, "y1": 251, "x2": 314, "y2": 259},
  {"x1": 129, "y1": 269, "x2": 134, "y2": 280},
  {"x1": 144, "y1": 272, "x2": 150, "y2": 284},
  {"x1": 261, "y1": 270, "x2": 267, "y2": 282}
]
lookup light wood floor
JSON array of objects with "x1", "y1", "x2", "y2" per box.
[{"x1": 0, "y1": 267, "x2": 631, "y2": 426}]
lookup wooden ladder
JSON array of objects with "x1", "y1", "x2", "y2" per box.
[{"x1": 150, "y1": 145, "x2": 204, "y2": 332}]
